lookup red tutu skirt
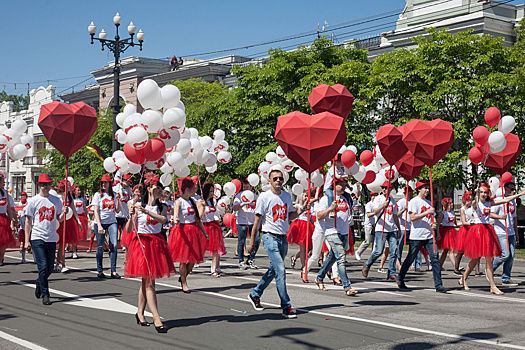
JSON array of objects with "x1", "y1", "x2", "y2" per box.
[
  {"x1": 0, "y1": 214, "x2": 16, "y2": 248},
  {"x1": 18, "y1": 229, "x2": 25, "y2": 244},
  {"x1": 121, "y1": 224, "x2": 134, "y2": 248},
  {"x1": 420, "y1": 246, "x2": 429, "y2": 255},
  {"x1": 287, "y1": 220, "x2": 314, "y2": 247},
  {"x1": 232, "y1": 218, "x2": 238, "y2": 236},
  {"x1": 437, "y1": 226, "x2": 456, "y2": 250},
  {"x1": 57, "y1": 217, "x2": 79, "y2": 244},
  {"x1": 77, "y1": 213, "x2": 89, "y2": 241},
  {"x1": 455, "y1": 225, "x2": 469, "y2": 252},
  {"x1": 321, "y1": 241, "x2": 329, "y2": 253},
  {"x1": 463, "y1": 224, "x2": 502, "y2": 259},
  {"x1": 204, "y1": 221, "x2": 226, "y2": 256},
  {"x1": 168, "y1": 223, "x2": 206, "y2": 263},
  {"x1": 125, "y1": 233, "x2": 176, "y2": 279}
]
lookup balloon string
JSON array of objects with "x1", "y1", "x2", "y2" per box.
[
  {"x1": 333, "y1": 161, "x2": 337, "y2": 229},
  {"x1": 62, "y1": 157, "x2": 69, "y2": 258},
  {"x1": 303, "y1": 174, "x2": 311, "y2": 282},
  {"x1": 430, "y1": 167, "x2": 436, "y2": 254},
  {"x1": 501, "y1": 182, "x2": 510, "y2": 251},
  {"x1": 381, "y1": 165, "x2": 392, "y2": 240},
  {"x1": 404, "y1": 182, "x2": 408, "y2": 246}
]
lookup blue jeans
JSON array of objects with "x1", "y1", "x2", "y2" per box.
[
  {"x1": 251, "y1": 233, "x2": 291, "y2": 309},
  {"x1": 493, "y1": 234, "x2": 516, "y2": 282},
  {"x1": 237, "y1": 224, "x2": 260, "y2": 263},
  {"x1": 94, "y1": 222, "x2": 118, "y2": 273},
  {"x1": 31, "y1": 239, "x2": 56, "y2": 297},
  {"x1": 317, "y1": 234, "x2": 351, "y2": 290},
  {"x1": 366, "y1": 231, "x2": 398, "y2": 276},
  {"x1": 399, "y1": 239, "x2": 443, "y2": 289}
]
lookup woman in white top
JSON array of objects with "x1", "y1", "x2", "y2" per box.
[
  {"x1": 56, "y1": 180, "x2": 83, "y2": 273},
  {"x1": 460, "y1": 183, "x2": 525, "y2": 294},
  {"x1": 0, "y1": 171, "x2": 16, "y2": 266},
  {"x1": 72, "y1": 185, "x2": 88, "y2": 259},
  {"x1": 202, "y1": 182, "x2": 226, "y2": 277},
  {"x1": 437, "y1": 198, "x2": 457, "y2": 270},
  {"x1": 125, "y1": 175, "x2": 175, "y2": 333},
  {"x1": 288, "y1": 189, "x2": 318, "y2": 273}
]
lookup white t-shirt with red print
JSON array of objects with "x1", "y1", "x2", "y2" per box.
[
  {"x1": 492, "y1": 198, "x2": 516, "y2": 236},
  {"x1": 92, "y1": 192, "x2": 117, "y2": 225},
  {"x1": 178, "y1": 197, "x2": 197, "y2": 224},
  {"x1": 114, "y1": 184, "x2": 132, "y2": 219},
  {"x1": 441, "y1": 211, "x2": 456, "y2": 227},
  {"x1": 233, "y1": 192, "x2": 257, "y2": 225},
  {"x1": 473, "y1": 200, "x2": 492, "y2": 225},
  {"x1": 25, "y1": 194, "x2": 63, "y2": 242},
  {"x1": 373, "y1": 195, "x2": 398, "y2": 233},
  {"x1": 73, "y1": 198, "x2": 85, "y2": 215},
  {"x1": 397, "y1": 198, "x2": 412, "y2": 232},
  {"x1": 203, "y1": 201, "x2": 219, "y2": 223},
  {"x1": 316, "y1": 196, "x2": 351, "y2": 236},
  {"x1": 137, "y1": 204, "x2": 163, "y2": 234},
  {"x1": 408, "y1": 196, "x2": 434, "y2": 240},
  {"x1": 255, "y1": 190, "x2": 295, "y2": 235},
  {"x1": 0, "y1": 191, "x2": 14, "y2": 214}
]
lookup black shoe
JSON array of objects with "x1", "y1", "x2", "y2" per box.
[
  {"x1": 35, "y1": 281, "x2": 41, "y2": 299},
  {"x1": 248, "y1": 294, "x2": 264, "y2": 311},
  {"x1": 453, "y1": 270, "x2": 463, "y2": 276},
  {"x1": 135, "y1": 313, "x2": 150, "y2": 326},
  {"x1": 97, "y1": 272, "x2": 106, "y2": 279},
  {"x1": 396, "y1": 278, "x2": 408, "y2": 289},
  {"x1": 179, "y1": 277, "x2": 191, "y2": 293},
  {"x1": 42, "y1": 295, "x2": 51, "y2": 305},
  {"x1": 110, "y1": 272, "x2": 121, "y2": 279},
  {"x1": 436, "y1": 286, "x2": 448, "y2": 293},
  {"x1": 155, "y1": 325, "x2": 167, "y2": 333},
  {"x1": 282, "y1": 307, "x2": 297, "y2": 319}
]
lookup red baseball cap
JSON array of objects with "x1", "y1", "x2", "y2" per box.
[
  {"x1": 403, "y1": 186, "x2": 414, "y2": 194},
  {"x1": 122, "y1": 174, "x2": 132, "y2": 181},
  {"x1": 100, "y1": 174, "x2": 112, "y2": 182},
  {"x1": 370, "y1": 192, "x2": 378, "y2": 196},
  {"x1": 21, "y1": 192, "x2": 27, "y2": 196},
  {"x1": 416, "y1": 180, "x2": 430, "y2": 189},
  {"x1": 381, "y1": 181, "x2": 393, "y2": 189},
  {"x1": 38, "y1": 174, "x2": 53, "y2": 183}
]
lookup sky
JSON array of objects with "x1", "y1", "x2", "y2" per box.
[{"x1": 0, "y1": 0, "x2": 523, "y2": 97}]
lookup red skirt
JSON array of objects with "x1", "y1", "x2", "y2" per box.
[
  {"x1": 0, "y1": 214, "x2": 16, "y2": 248},
  {"x1": 168, "y1": 223, "x2": 206, "y2": 263},
  {"x1": 121, "y1": 224, "x2": 134, "y2": 248},
  {"x1": 437, "y1": 226, "x2": 456, "y2": 250},
  {"x1": 455, "y1": 225, "x2": 469, "y2": 252},
  {"x1": 463, "y1": 224, "x2": 502, "y2": 259},
  {"x1": 287, "y1": 220, "x2": 314, "y2": 247},
  {"x1": 204, "y1": 221, "x2": 226, "y2": 256},
  {"x1": 232, "y1": 218, "x2": 238, "y2": 236},
  {"x1": 57, "y1": 217, "x2": 79, "y2": 244},
  {"x1": 345, "y1": 228, "x2": 355, "y2": 255},
  {"x1": 77, "y1": 213, "x2": 89, "y2": 241},
  {"x1": 18, "y1": 229, "x2": 25, "y2": 244},
  {"x1": 125, "y1": 233, "x2": 176, "y2": 279}
]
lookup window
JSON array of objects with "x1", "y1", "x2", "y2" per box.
[{"x1": 11, "y1": 175, "x2": 25, "y2": 200}]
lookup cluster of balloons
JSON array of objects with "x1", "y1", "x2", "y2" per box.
[
  {"x1": 215, "y1": 175, "x2": 260, "y2": 219},
  {"x1": 469, "y1": 107, "x2": 517, "y2": 164},
  {"x1": 488, "y1": 172, "x2": 513, "y2": 199},
  {"x1": 102, "y1": 79, "x2": 232, "y2": 186},
  {"x1": 0, "y1": 119, "x2": 33, "y2": 161},
  {"x1": 349, "y1": 145, "x2": 399, "y2": 193}
]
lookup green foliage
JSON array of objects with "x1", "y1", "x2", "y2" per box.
[{"x1": 0, "y1": 91, "x2": 29, "y2": 112}]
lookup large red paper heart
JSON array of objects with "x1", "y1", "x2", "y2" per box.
[
  {"x1": 39, "y1": 101, "x2": 98, "y2": 158},
  {"x1": 275, "y1": 111, "x2": 347, "y2": 173},
  {"x1": 484, "y1": 133, "x2": 521, "y2": 175},
  {"x1": 402, "y1": 119, "x2": 454, "y2": 167},
  {"x1": 376, "y1": 124, "x2": 408, "y2": 166},
  {"x1": 308, "y1": 84, "x2": 354, "y2": 120},
  {"x1": 395, "y1": 150, "x2": 425, "y2": 181}
]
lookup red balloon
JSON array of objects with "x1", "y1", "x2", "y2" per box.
[
  {"x1": 473, "y1": 126, "x2": 490, "y2": 145},
  {"x1": 144, "y1": 138, "x2": 166, "y2": 162},
  {"x1": 341, "y1": 150, "x2": 356, "y2": 168},
  {"x1": 231, "y1": 179, "x2": 242, "y2": 193},
  {"x1": 191, "y1": 175, "x2": 199, "y2": 183},
  {"x1": 124, "y1": 142, "x2": 146, "y2": 164},
  {"x1": 362, "y1": 170, "x2": 376, "y2": 185},
  {"x1": 360, "y1": 150, "x2": 374, "y2": 166},
  {"x1": 484, "y1": 133, "x2": 521, "y2": 174},
  {"x1": 501, "y1": 172, "x2": 513, "y2": 184},
  {"x1": 485, "y1": 107, "x2": 501, "y2": 128},
  {"x1": 469, "y1": 147, "x2": 483, "y2": 165},
  {"x1": 223, "y1": 213, "x2": 234, "y2": 228}
]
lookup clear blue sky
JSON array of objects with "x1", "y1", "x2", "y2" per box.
[{"x1": 0, "y1": 0, "x2": 522, "y2": 97}]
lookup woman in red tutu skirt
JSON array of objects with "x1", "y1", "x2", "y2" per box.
[
  {"x1": 0, "y1": 171, "x2": 16, "y2": 266},
  {"x1": 288, "y1": 191, "x2": 315, "y2": 271},
  {"x1": 121, "y1": 185, "x2": 143, "y2": 250},
  {"x1": 125, "y1": 175, "x2": 174, "y2": 333},
  {"x1": 460, "y1": 183, "x2": 525, "y2": 294},
  {"x1": 168, "y1": 177, "x2": 209, "y2": 293},
  {"x1": 437, "y1": 198, "x2": 457, "y2": 270},
  {"x1": 72, "y1": 185, "x2": 88, "y2": 258},
  {"x1": 56, "y1": 180, "x2": 83, "y2": 273},
  {"x1": 202, "y1": 182, "x2": 226, "y2": 277}
]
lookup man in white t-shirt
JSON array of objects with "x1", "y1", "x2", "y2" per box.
[
  {"x1": 355, "y1": 192, "x2": 378, "y2": 260},
  {"x1": 24, "y1": 174, "x2": 67, "y2": 305},
  {"x1": 396, "y1": 180, "x2": 447, "y2": 293},
  {"x1": 247, "y1": 169, "x2": 307, "y2": 319},
  {"x1": 363, "y1": 181, "x2": 401, "y2": 280},
  {"x1": 396, "y1": 186, "x2": 413, "y2": 263},
  {"x1": 492, "y1": 181, "x2": 519, "y2": 286},
  {"x1": 232, "y1": 179, "x2": 260, "y2": 269}
]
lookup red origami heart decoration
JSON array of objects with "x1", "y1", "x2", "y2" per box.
[
  {"x1": 308, "y1": 84, "x2": 354, "y2": 120},
  {"x1": 395, "y1": 150, "x2": 425, "y2": 181},
  {"x1": 402, "y1": 119, "x2": 454, "y2": 167},
  {"x1": 484, "y1": 133, "x2": 521, "y2": 175},
  {"x1": 275, "y1": 111, "x2": 347, "y2": 173},
  {"x1": 39, "y1": 101, "x2": 98, "y2": 158},
  {"x1": 376, "y1": 124, "x2": 408, "y2": 166}
]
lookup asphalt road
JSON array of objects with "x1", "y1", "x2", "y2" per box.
[{"x1": 1, "y1": 237, "x2": 525, "y2": 350}]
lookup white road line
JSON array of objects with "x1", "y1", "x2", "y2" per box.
[{"x1": 0, "y1": 330, "x2": 48, "y2": 350}]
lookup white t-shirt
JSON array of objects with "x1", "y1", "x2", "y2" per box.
[
  {"x1": 114, "y1": 184, "x2": 132, "y2": 218},
  {"x1": 373, "y1": 195, "x2": 398, "y2": 232},
  {"x1": 323, "y1": 167, "x2": 345, "y2": 191},
  {"x1": 363, "y1": 201, "x2": 375, "y2": 228},
  {"x1": 73, "y1": 198, "x2": 85, "y2": 215},
  {"x1": 92, "y1": 192, "x2": 117, "y2": 225},
  {"x1": 25, "y1": 194, "x2": 63, "y2": 242},
  {"x1": 0, "y1": 191, "x2": 14, "y2": 214},
  {"x1": 408, "y1": 197, "x2": 434, "y2": 240},
  {"x1": 461, "y1": 206, "x2": 472, "y2": 224},
  {"x1": 473, "y1": 200, "x2": 491, "y2": 225},
  {"x1": 137, "y1": 204, "x2": 163, "y2": 234},
  {"x1": 316, "y1": 196, "x2": 351, "y2": 235},
  {"x1": 255, "y1": 190, "x2": 295, "y2": 235},
  {"x1": 397, "y1": 198, "x2": 412, "y2": 232},
  {"x1": 233, "y1": 192, "x2": 257, "y2": 225},
  {"x1": 178, "y1": 197, "x2": 197, "y2": 224},
  {"x1": 492, "y1": 198, "x2": 516, "y2": 236},
  {"x1": 312, "y1": 202, "x2": 322, "y2": 232},
  {"x1": 441, "y1": 211, "x2": 456, "y2": 227},
  {"x1": 203, "y1": 201, "x2": 219, "y2": 223}
]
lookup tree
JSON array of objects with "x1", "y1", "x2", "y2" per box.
[{"x1": 0, "y1": 91, "x2": 29, "y2": 112}]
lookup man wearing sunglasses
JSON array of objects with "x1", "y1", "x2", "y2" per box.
[{"x1": 247, "y1": 168, "x2": 308, "y2": 318}]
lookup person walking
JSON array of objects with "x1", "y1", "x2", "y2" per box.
[
  {"x1": 0, "y1": 171, "x2": 16, "y2": 266},
  {"x1": 437, "y1": 198, "x2": 457, "y2": 270},
  {"x1": 232, "y1": 179, "x2": 259, "y2": 270},
  {"x1": 202, "y1": 182, "x2": 226, "y2": 277},
  {"x1": 355, "y1": 192, "x2": 378, "y2": 261}
]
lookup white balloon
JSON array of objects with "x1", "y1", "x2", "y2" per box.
[
  {"x1": 195, "y1": 149, "x2": 210, "y2": 165},
  {"x1": 189, "y1": 128, "x2": 199, "y2": 139},
  {"x1": 10, "y1": 143, "x2": 27, "y2": 160},
  {"x1": 175, "y1": 165, "x2": 190, "y2": 177},
  {"x1": 353, "y1": 167, "x2": 366, "y2": 182},
  {"x1": 115, "y1": 129, "x2": 127, "y2": 144},
  {"x1": 373, "y1": 145, "x2": 386, "y2": 164},
  {"x1": 346, "y1": 162, "x2": 360, "y2": 176},
  {"x1": 163, "y1": 108, "x2": 186, "y2": 130},
  {"x1": 115, "y1": 157, "x2": 129, "y2": 174},
  {"x1": 265, "y1": 152, "x2": 280, "y2": 164},
  {"x1": 347, "y1": 145, "x2": 358, "y2": 154},
  {"x1": 295, "y1": 169, "x2": 307, "y2": 182},
  {"x1": 498, "y1": 115, "x2": 516, "y2": 134},
  {"x1": 279, "y1": 159, "x2": 293, "y2": 173},
  {"x1": 180, "y1": 127, "x2": 191, "y2": 139},
  {"x1": 66, "y1": 207, "x2": 73, "y2": 220},
  {"x1": 104, "y1": 157, "x2": 117, "y2": 172},
  {"x1": 122, "y1": 113, "x2": 143, "y2": 133},
  {"x1": 223, "y1": 182, "x2": 236, "y2": 197},
  {"x1": 380, "y1": 164, "x2": 399, "y2": 182},
  {"x1": 0, "y1": 135, "x2": 7, "y2": 153},
  {"x1": 365, "y1": 160, "x2": 380, "y2": 173},
  {"x1": 490, "y1": 138, "x2": 507, "y2": 153},
  {"x1": 145, "y1": 155, "x2": 166, "y2": 170},
  {"x1": 465, "y1": 207, "x2": 475, "y2": 219},
  {"x1": 2, "y1": 129, "x2": 20, "y2": 148},
  {"x1": 276, "y1": 145, "x2": 286, "y2": 159},
  {"x1": 176, "y1": 139, "x2": 191, "y2": 154},
  {"x1": 496, "y1": 187, "x2": 504, "y2": 198},
  {"x1": 175, "y1": 101, "x2": 185, "y2": 112},
  {"x1": 128, "y1": 162, "x2": 141, "y2": 174},
  {"x1": 217, "y1": 151, "x2": 232, "y2": 164},
  {"x1": 137, "y1": 79, "x2": 163, "y2": 110},
  {"x1": 206, "y1": 164, "x2": 218, "y2": 173},
  {"x1": 247, "y1": 173, "x2": 260, "y2": 187},
  {"x1": 312, "y1": 173, "x2": 324, "y2": 188},
  {"x1": 338, "y1": 145, "x2": 347, "y2": 154},
  {"x1": 240, "y1": 190, "x2": 255, "y2": 203},
  {"x1": 20, "y1": 135, "x2": 33, "y2": 150},
  {"x1": 213, "y1": 187, "x2": 221, "y2": 199},
  {"x1": 160, "y1": 162, "x2": 174, "y2": 174},
  {"x1": 123, "y1": 104, "x2": 136, "y2": 116},
  {"x1": 68, "y1": 177, "x2": 74, "y2": 187},
  {"x1": 489, "y1": 176, "x2": 500, "y2": 189},
  {"x1": 141, "y1": 110, "x2": 163, "y2": 134},
  {"x1": 213, "y1": 129, "x2": 225, "y2": 143},
  {"x1": 204, "y1": 153, "x2": 217, "y2": 167},
  {"x1": 258, "y1": 162, "x2": 271, "y2": 177},
  {"x1": 218, "y1": 140, "x2": 229, "y2": 152},
  {"x1": 116, "y1": 112, "x2": 128, "y2": 128},
  {"x1": 161, "y1": 84, "x2": 181, "y2": 109},
  {"x1": 167, "y1": 152, "x2": 184, "y2": 169},
  {"x1": 190, "y1": 138, "x2": 201, "y2": 153},
  {"x1": 11, "y1": 119, "x2": 27, "y2": 134},
  {"x1": 157, "y1": 128, "x2": 180, "y2": 148},
  {"x1": 367, "y1": 172, "x2": 385, "y2": 193},
  {"x1": 488, "y1": 131, "x2": 506, "y2": 149},
  {"x1": 292, "y1": 183, "x2": 304, "y2": 196},
  {"x1": 283, "y1": 171, "x2": 290, "y2": 185},
  {"x1": 200, "y1": 136, "x2": 213, "y2": 150},
  {"x1": 160, "y1": 173, "x2": 173, "y2": 187},
  {"x1": 261, "y1": 184, "x2": 271, "y2": 192},
  {"x1": 112, "y1": 150, "x2": 125, "y2": 159}
]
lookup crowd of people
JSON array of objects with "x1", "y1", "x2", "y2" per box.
[
  {"x1": 1, "y1": 155, "x2": 524, "y2": 328},
  {"x1": 170, "y1": 56, "x2": 184, "y2": 71}
]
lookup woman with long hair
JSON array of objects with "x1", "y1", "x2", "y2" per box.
[
  {"x1": 0, "y1": 171, "x2": 16, "y2": 266},
  {"x1": 72, "y1": 185, "x2": 88, "y2": 259},
  {"x1": 202, "y1": 182, "x2": 226, "y2": 277},
  {"x1": 125, "y1": 175, "x2": 175, "y2": 333},
  {"x1": 121, "y1": 185, "x2": 143, "y2": 251},
  {"x1": 56, "y1": 180, "x2": 83, "y2": 273},
  {"x1": 288, "y1": 190, "x2": 316, "y2": 271},
  {"x1": 437, "y1": 198, "x2": 457, "y2": 270},
  {"x1": 168, "y1": 177, "x2": 209, "y2": 292},
  {"x1": 459, "y1": 183, "x2": 525, "y2": 294}
]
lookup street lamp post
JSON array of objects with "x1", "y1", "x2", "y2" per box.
[{"x1": 88, "y1": 13, "x2": 145, "y2": 153}]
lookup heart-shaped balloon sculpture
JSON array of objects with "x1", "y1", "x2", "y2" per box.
[
  {"x1": 308, "y1": 84, "x2": 354, "y2": 120},
  {"x1": 376, "y1": 124, "x2": 408, "y2": 166},
  {"x1": 395, "y1": 150, "x2": 425, "y2": 181},
  {"x1": 484, "y1": 133, "x2": 522, "y2": 174},
  {"x1": 275, "y1": 111, "x2": 347, "y2": 173},
  {"x1": 39, "y1": 101, "x2": 98, "y2": 158}
]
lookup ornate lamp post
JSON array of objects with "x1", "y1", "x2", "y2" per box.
[{"x1": 88, "y1": 13, "x2": 145, "y2": 153}]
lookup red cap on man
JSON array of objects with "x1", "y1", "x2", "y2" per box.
[
  {"x1": 122, "y1": 174, "x2": 132, "y2": 181},
  {"x1": 38, "y1": 174, "x2": 53, "y2": 183},
  {"x1": 381, "y1": 181, "x2": 393, "y2": 189},
  {"x1": 415, "y1": 180, "x2": 430, "y2": 189}
]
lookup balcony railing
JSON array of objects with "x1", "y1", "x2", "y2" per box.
[{"x1": 22, "y1": 156, "x2": 43, "y2": 166}]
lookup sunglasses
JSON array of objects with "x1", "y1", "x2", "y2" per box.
[{"x1": 272, "y1": 177, "x2": 284, "y2": 182}]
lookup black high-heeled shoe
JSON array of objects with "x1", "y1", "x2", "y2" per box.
[
  {"x1": 179, "y1": 277, "x2": 191, "y2": 293},
  {"x1": 135, "y1": 313, "x2": 150, "y2": 326},
  {"x1": 155, "y1": 325, "x2": 167, "y2": 333}
]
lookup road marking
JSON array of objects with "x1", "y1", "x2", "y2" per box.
[{"x1": 0, "y1": 330, "x2": 48, "y2": 350}]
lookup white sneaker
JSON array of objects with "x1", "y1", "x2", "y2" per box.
[
  {"x1": 54, "y1": 265, "x2": 62, "y2": 273},
  {"x1": 61, "y1": 266, "x2": 70, "y2": 273},
  {"x1": 239, "y1": 262, "x2": 248, "y2": 270},
  {"x1": 355, "y1": 252, "x2": 361, "y2": 261},
  {"x1": 502, "y1": 280, "x2": 519, "y2": 287},
  {"x1": 72, "y1": 253, "x2": 79, "y2": 259}
]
